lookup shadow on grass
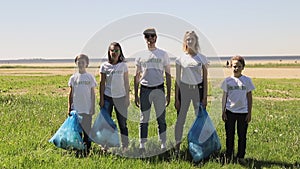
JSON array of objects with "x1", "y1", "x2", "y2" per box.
[
  {"x1": 242, "y1": 158, "x2": 299, "y2": 169},
  {"x1": 130, "y1": 149, "x2": 299, "y2": 169},
  {"x1": 186, "y1": 150, "x2": 300, "y2": 169},
  {"x1": 83, "y1": 147, "x2": 300, "y2": 168}
]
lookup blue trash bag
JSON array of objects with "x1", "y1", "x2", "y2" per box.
[
  {"x1": 49, "y1": 110, "x2": 85, "y2": 150},
  {"x1": 188, "y1": 106, "x2": 221, "y2": 162},
  {"x1": 90, "y1": 102, "x2": 120, "y2": 147}
]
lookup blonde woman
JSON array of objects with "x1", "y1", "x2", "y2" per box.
[{"x1": 174, "y1": 31, "x2": 208, "y2": 153}]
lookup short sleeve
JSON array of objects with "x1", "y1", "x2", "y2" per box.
[
  {"x1": 220, "y1": 79, "x2": 227, "y2": 92},
  {"x1": 123, "y1": 63, "x2": 128, "y2": 72},
  {"x1": 175, "y1": 56, "x2": 180, "y2": 65},
  {"x1": 135, "y1": 57, "x2": 141, "y2": 66},
  {"x1": 135, "y1": 57, "x2": 142, "y2": 73},
  {"x1": 247, "y1": 78, "x2": 255, "y2": 92},
  {"x1": 199, "y1": 54, "x2": 209, "y2": 66},
  {"x1": 163, "y1": 52, "x2": 170, "y2": 66},
  {"x1": 99, "y1": 63, "x2": 106, "y2": 73},
  {"x1": 68, "y1": 75, "x2": 74, "y2": 87},
  {"x1": 90, "y1": 73, "x2": 97, "y2": 87}
]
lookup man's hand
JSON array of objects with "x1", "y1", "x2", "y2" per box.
[
  {"x1": 135, "y1": 96, "x2": 140, "y2": 108},
  {"x1": 175, "y1": 99, "x2": 180, "y2": 111}
]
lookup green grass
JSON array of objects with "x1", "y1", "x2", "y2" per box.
[{"x1": 0, "y1": 75, "x2": 299, "y2": 168}]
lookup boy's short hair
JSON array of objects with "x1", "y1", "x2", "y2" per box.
[
  {"x1": 74, "y1": 54, "x2": 89, "y2": 67},
  {"x1": 230, "y1": 55, "x2": 245, "y2": 67}
]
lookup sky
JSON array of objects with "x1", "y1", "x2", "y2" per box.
[{"x1": 1, "y1": 0, "x2": 300, "y2": 60}]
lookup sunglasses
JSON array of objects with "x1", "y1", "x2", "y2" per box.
[
  {"x1": 110, "y1": 49, "x2": 120, "y2": 53},
  {"x1": 144, "y1": 34, "x2": 156, "y2": 39}
]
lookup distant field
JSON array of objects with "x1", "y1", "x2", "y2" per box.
[
  {"x1": 0, "y1": 74, "x2": 299, "y2": 168},
  {"x1": 1, "y1": 62, "x2": 300, "y2": 79}
]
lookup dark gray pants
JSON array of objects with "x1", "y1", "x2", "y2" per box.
[{"x1": 139, "y1": 85, "x2": 166, "y2": 144}]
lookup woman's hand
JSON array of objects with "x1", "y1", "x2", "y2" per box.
[{"x1": 99, "y1": 99, "x2": 104, "y2": 108}]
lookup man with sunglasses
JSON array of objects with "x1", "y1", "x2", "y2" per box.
[{"x1": 134, "y1": 28, "x2": 171, "y2": 154}]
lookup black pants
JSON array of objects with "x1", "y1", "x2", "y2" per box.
[
  {"x1": 225, "y1": 110, "x2": 248, "y2": 158},
  {"x1": 175, "y1": 82, "x2": 203, "y2": 143},
  {"x1": 78, "y1": 113, "x2": 92, "y2": 151}
]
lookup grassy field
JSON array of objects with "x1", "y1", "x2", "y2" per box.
[{"x1": 0, "y1": 74, "x2": 299, "y2": 169}]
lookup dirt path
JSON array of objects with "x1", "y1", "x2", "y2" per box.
[{"x1": 1, "y1": 67, "x2": 299, "y2": 79}]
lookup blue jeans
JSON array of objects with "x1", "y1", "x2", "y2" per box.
[
  {"x1": 139, "y1": 85, "x2": 167, "y2": 144},
  {"x1": 104, "y1": 95, "x2": 129, "y2": 147}
]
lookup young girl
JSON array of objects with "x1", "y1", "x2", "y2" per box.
[
  {"x1": 221, "y1": 55, "x2": 255, "y2": 163},
  {"x1": 68, "y1": 54, "x2": 97, "y2": 157},
  {"x1": 174, "y1": 31, "x2": 208, "y2": 153},
  {"x1": 99, "y1": 42, "x2": 130, "y2": 150}
]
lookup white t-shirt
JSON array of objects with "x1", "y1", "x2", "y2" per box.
[
  {"x1": 100, "y1": 62, "x2": 128, "y2": 98},
  {"x1": 221, "y1": 75, "x2": 255, "y2": 113},
  {"x1": 68, "y1": 72, "x2": 97, "y2": 114},
  {"x1": 176, "y1": 53, "x2": 208, "y2": 85},
  {"x1": 135, "y1": 48, "x2": 170, "y2": 87}
]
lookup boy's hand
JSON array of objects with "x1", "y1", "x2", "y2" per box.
[
  {"x1": 222, "y1": 112, "x2": 227, "y2": 122},
  {"x1": 245, "y1": 113, "x2": 251, "y2": 123},
  {"x1": 67, "y1": 108, "x2": 72, "y2": 116}
]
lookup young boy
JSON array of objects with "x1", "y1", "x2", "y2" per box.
[
  {"x1": 221, "y1": 55, "x2": 255, "y2": 163},
  {"x1": 68, "y1": 54, "x2": 97, "y2": 157}
]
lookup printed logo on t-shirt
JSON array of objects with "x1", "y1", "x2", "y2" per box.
[
  {"x1": 141, "y1": 58, "x2": 162, "y2": 67},
  {"x1": 74, "y1": 80, "x2": 91, "y2": 85},
  {"x1": 227, "y1": 85, "x2": 246, "y2": 90},
  {"x1": 105, "y1": 70, "x2": 123, "y2": 75}
]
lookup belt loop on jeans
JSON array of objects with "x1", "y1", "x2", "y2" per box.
[{"x1": 141, "y1": 83, "x2": 164, "y2": 89}]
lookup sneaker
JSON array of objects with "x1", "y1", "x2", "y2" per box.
[
  {"x1": 121, "y1": 146, "x2": 129, "y2": 154},
  {"x1": 139, "y1": 147, "x2": 146, "y2": 155},
  {"x1": 161, "y1": 147, "x2": 167, "y2": 152},
  {"x1": 173, "y1": 149, "x2": 179, "y2": 158},
  {"x1": 75, "y1": 150, "x2": 84, "y2": 158},
  {"x1": 237, "y1": 158, "x2": 248, "y2": 165},
  {"x1": 100, "y1": 145, "x2": 109, "y2": 153}
]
